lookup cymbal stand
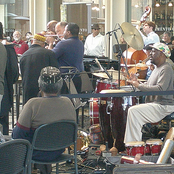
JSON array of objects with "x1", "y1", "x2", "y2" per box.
[
  {"x1": 113, "y1": 29, "x2": 135, "y2": 92},
  {"x1": 106, "y1": 31, "x2": 112, "y2": 69}
]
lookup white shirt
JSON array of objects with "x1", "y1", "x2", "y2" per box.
[
  {"x1": 140, "y1": 31, "x2": 160, "y2": 46},
  {"x1": 84, "y1": 33, "x2": 105, "y2": 57}
]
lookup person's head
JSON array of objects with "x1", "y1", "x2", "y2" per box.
[
  {"x1": 91, "y1": 23, "x2": 100, "y2": 37},
  {"x1": 162, "y1": 31, "x2": 172, "y2": 44},
  {"x1": 55, "y1": 21, "x2": 67, "y2": 39},
  {"x1": 25, "y1": 31, "x2": 32, "y2": 40},
  {"x1": 46, "y1": 20, "x2": 58, "y2": 33},
  {"x1": 33, "y1": 33, "x2": 46, "y2": 47},
  {"x1": 63, "y1": 22, "x2": 79, "y2": 39},
  {"x1": 143, "y1": 21, "x2": 156, "y2": 34},
  {"x1": 150, "y1": 42, "x2": 171, "y2": 67},
  {"x1": 144, "y1": 43, "x2": 153, "y2": 57},
  {"x1": 38, "y1": 66, "x2": 63, "y2": 95},
  {"x1": 171, "y1": 36, "x2": 174, "y2": 45},
  {"x1": 13, "y1": 31, "x2": 22, "y2": 42}
]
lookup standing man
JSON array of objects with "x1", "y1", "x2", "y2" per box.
[
  {"x1": 84, "y1": 24, "x2": 105, "y2": 57},
  {"x1": 137, "y1": 21, "x2": 160, "y2": 46},
  {"x1": 0, "y1": 42, "x2": 7, "y2": 112},
  {"x1": 12, "y1": 31, "x2": 28, "y2": 55},
  {"x1": 52, "y1": 22, "x2": 84, "y2": 93},
  {"x1": 46, "y1": 20, "x2": 58, "y2": 34},
  {"x1": 46, "y1": 21, "x2": 67, "y2": 49},
  {"x1": 124, "y1": 43, "x2": 174, "y2": 144},
  {"x1": 20, "y1": 33, "x2": 58, "y2": 104}
]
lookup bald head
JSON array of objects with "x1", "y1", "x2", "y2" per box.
[
  {"x1": 55, "y1": 22, "x2": 67, "y2": 39},
  {"x1": 47, "y1": 20, "x2": 58, "y2": 33}
]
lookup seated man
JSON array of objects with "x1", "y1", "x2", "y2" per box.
[
  {"x1": 12, "y1": 66, "x2": 76, "y2": 173},
  {"x1": 124, "y1": 43, "x2": 174, "y2": 144}
]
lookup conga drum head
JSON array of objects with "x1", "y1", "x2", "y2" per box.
[
  {"x1": 125, "y1": 141, "x2": 145, "y2": 147},
  {"x1": 146, "y1": 139, "x2": 163, "y2": 145}
]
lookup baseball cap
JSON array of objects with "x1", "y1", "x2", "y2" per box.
[
  {"x1": 40, "y1": 66, "x2": 62, "y2": 84},
  {"x1": 91, "y1": 24, "x2": 100, "y2": 30},
  {"x1": 150, "y1": 42, "x2": 171, "y2": 58}
]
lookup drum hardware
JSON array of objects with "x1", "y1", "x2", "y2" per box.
[{"x1": 106, "y1": 99, "x2": 113, "y2": 114}]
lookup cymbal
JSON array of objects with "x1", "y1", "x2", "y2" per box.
[
  {"x1": 121, "y1": 22, "x2": 144, "y2": 50},
  {"x1": 92, "y1": 70, "x2": 124, "y2": 80}
]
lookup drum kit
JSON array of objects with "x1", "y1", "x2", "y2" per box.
[{"x1": 88, "y1": 22, "x2": 146, "y2": 152}]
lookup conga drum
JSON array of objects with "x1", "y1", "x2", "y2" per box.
[
  {"x1": 89, "y1": 98, "x2": 99, "y2": 125},
  {"x1": 99, "y1": 88, "x2": 138, "y2": 152},
  {"x1": 125, "y1": 141, "x2": 145, "y2": 156}
]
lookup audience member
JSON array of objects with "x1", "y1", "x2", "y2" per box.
[
  {"x1": 52, "y1": 22, "x2": 84, "y2": 93},
  {"x1": 12, "y1": 31, "x2": 28, "y2": 55},
  {"x1": 84, "y1": 23, "x2": 105, "y2": 57},
  {"x1": 161, "y1": 31, "x2": 172, "y2": 45},
  {"x1": 124, "y1": 43, "x2": 174, "y2": 144},
  {"x1": 25, "y1": 31, "x2": 33, "y2": 48},
  {"x1": 0, "y1": 22, "x2": 19, "y2": 134},
  {"x1": 20, "y1": 33, "x2": 58, "y2": 105},
  {"x1": 12, "y1": 66, "x2": 76, "y2": 173}
]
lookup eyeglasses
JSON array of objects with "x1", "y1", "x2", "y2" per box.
[{"x1": 92, "y1": 28, "x2": 99, "y2": 30}]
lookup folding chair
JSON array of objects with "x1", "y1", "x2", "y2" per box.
[
  {"x1": 0, "y1": 139, "x2": 31, "y2": 174},
  {"x1": 28, "y1": 120, "x2": 78, "y2": 174}
]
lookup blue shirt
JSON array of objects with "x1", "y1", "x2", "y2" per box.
[{"x1": 52, "y1": 36, "x2": 84, "y2": 73}]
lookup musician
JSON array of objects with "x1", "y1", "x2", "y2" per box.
[
  {"x1": 137, "y1": 21, "x2": 160, "y2": 46},
  {"x1": 12, "y1": 66, "x2": 76, "y2": 173},
  {"x1": 46, "y1": 20, "x2": 58, "y2": 33},
  {"x1": 12, "y1": 31, "x2": 29, "y2": 55},
  {"x1": 52, "y1": 22, "x2": 84, "y2": 93},
  {"x1": 47, "y1": 21, "x2": 67, "y2": 49},
  {"x1": 124, "y1": 43, "x2": 174, "y2": 144},
  {"x1": 20, "y1": 33, "x2": 58, "y2": 104},
  {"x1": 84, "y1": 23, "x2": 105, "y2": 57}
]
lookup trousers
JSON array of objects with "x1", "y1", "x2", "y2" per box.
[{"x1": 124, "y1": 103, "x2": 174, "y2": 144}]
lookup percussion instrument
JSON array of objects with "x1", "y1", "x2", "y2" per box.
[
  {"x1": 121, "y1": 22, "x2": 144, "y2": 50},
  {"x1": 125, "y1": 141, "x2": 145, "y2": 156},
  {"x1": 89, "y1": 98, "x2": 99, "y2": 125},
  {"x1": 89, "y1": 124, "x2": 103, "y2": 144},
  {"x1": 95, "y1": 79, "x2": 118, "y2": 93},
  {"x1": 92, "y1": 69, "x2": 124, "y2": 80},
  {"x1": 145, "y1": 139, "x2": 163, "y2": 155},
  {"x1": 99, "y1": 89, "x2": 138, "y2": 152}
]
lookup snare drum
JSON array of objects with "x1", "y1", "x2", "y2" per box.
[
  {"x1": 125, "y1": 141, "x2": 145, "y2": 156},
  {"x1": 145, "y1": 139, "x2": 163, "y2": 155},
  {"x1": 89, "y1": 98, "x2": 99, "y2": 125},
  {"x1": 95, "y1": 79, "x2": 117, "y2": 93}
]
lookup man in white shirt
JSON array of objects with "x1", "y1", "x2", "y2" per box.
[
  {"x1": 84, "y1": 24, "x2": 105, "y2": 57},
  {"x1": 138, "y1": 21, "x2": 160, "y2": 46}
]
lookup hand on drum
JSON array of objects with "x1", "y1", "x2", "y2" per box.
[{"x1": 127, "y1": 73, "x2": 140, "y2": 88}]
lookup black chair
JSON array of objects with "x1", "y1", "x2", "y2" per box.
[
  {"x1": 28, "y1": 120, "x2": 78, "y2": 174},
  {"x1": 161, "y1": 112, "x2": 174, "y2": 130},
  {"x1": 0, "y1": 139, "x2": 31, "y2": 174}
]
